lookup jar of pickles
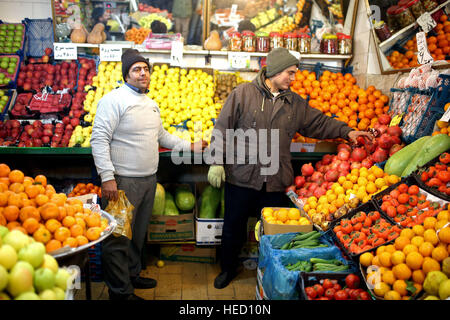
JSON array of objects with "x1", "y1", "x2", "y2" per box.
[
  {"x1": 283, "y1": 33, "x2": 298, "y2": 51},
  {"x1": 374, "y1": 21, "x2": 392, "y2": 42},
  {"x1": 422, "y1": 0, "x2": 438, "y2": 11},
  {"x1": 229, "y1": 32, "x2": 242, "y2": 51},
  {"x1": 320, "y1": 34, "x2": 338, "y2": 54},
  {"x1": 256, "y1": 31, "x2": 270, "y2": 53},
  {"x1": 396, "y1": 6, "x2": 416, "y2": 29},
  {"x1": 401, "y1": 0, "x2": 425, "y2": 19},
  {"x1": 337, "y1": 33, "x2": 352, "y2": 54},
  {"x1": 270, "y1": 32, "x2": 284, "y2": 50},
  {"x1": 242, "y1": 31, "x2": 256, "y2": 52},
  {"x1": 387, "y1": 5, "x2": 400, "y2": 32},
  {"x1": 298, "y1": 33, "x2": 311, "y2": 53}
]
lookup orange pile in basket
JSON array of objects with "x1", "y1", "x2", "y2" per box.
[
  {"x1": 68, "y1": 182, "x2": 101, "y2": 198},
  {"x1": 0, "y1": 164, "x2": 108, "y2": 253},
  {"x1": 125, "y1": 27, "x2": 151, "y2": 44}
]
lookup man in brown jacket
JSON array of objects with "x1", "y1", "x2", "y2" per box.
[{"x1": 207, "y1": 47, "x2": 372, "y2": 289}]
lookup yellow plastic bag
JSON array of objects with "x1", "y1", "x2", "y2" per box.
[{"x1": 105, "y1": 190, "x2": 134, "y2": 240}]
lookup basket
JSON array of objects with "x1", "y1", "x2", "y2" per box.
[
  {"x1": 388, "y1": 88, "x2": 411, "y2": 120},
  {"x1": 23, "y1": 18, "x2": 54, "y2": 58}
]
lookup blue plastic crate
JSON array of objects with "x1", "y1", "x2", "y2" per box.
[
  {"x1": 23, "y1": 18, "x2": 54, "y2": 58},
  {"x1": 0, "y1": 89, "x2": 14, "y2": 120}
]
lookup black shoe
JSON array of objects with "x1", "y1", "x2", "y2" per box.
[
  {"x1": 214, "y1": 271, "x2": 237, "y2": 289},
  {"x1": 130, "y1": 276, "x2": 157, "y2": 289},
  {"x1": 109, "y1": 291, "x2": 144, "y2": 300}
]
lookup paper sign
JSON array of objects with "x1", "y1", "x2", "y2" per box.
[
  {"x1": 230, "y1": 4, "x2": 238, "y2": 16},
  {"x1": 417, "y1": 12, "x2": 437, "y2": 33},
  {"x1": 170, "y1": 40, "x2": 184, "y2": 66},
  {"x1": 228, "y1": 52, "x2": 250, "y2": 69},
  {"x1": 440, "y1": 108, "x2": 450, "y2": 122},
  {"x1": 416, "y1": 31, "x2": 434, "y2": 65},
  {"x1": 100, "y1": 44, "x2": 122, "y2": 61},
  {"x1": 390, "y1": 113, "x2": 404, "y2": 126},
  {"x1": 54, "y1": 43, "x2": 77, "y2": 60}
]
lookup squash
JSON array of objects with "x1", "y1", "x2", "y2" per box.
[
  {"x1": 199, "y1": 185, "x2": 221, "y2": 219},
  {"x1": 87, "y1": 23, "x2": 105, "y2": 44},
  {"x1": 70, "y1": 26, "x2": 87, "y2": 43},
  {"x1": 174, "y1": 185, "x2": 195, "y2": 211},
  {"x1": 204, "y1": 30, "x2": 222, "y2": 50},
  {"x1": 152, "y1": 183, "x2": 165, "y2": 215},
  {"x1": 163, "y1": 193, "x2": 179, "y2": 216}
]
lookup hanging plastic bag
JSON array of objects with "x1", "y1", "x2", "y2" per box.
[{"x1": 105, "y1": 190, "x2": 134, "y2": 240}]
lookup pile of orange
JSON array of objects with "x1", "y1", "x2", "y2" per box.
[
  {"x1": 290, "y1": 69, "x2": 390, "y2": 130},
  {"x1": 432, "y1": 103, "x2": 450, "y2": 136},
  {"x1": 68, "y1": 182, "x2": 102, "y2": 198},
  {"x1": 0, "y1": 163, "x2": 108, "y2": 253},
  {"x1": 359, "y1": 208, "x2": 450, "y2": 300},
  {"x1": 262, "y1": 207, "x2": 311, "y2": 226},
  {"x1": 387, "y1": 46, "x2": 419, "y2": 70},
  {"x1": 124, "y1": 27, "x2": 151, "y2": 44}
]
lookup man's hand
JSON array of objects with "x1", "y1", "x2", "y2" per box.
[
  {"x1": 101, "y1": 180, "x2": 118, "y2": 202},
  {"x1": 191, "y1": 140, "x2": 208, "y2": 153},
  {"x1": 348, "y1": 130, "x2": 374, "y2": 145},
  {"x1": 208, "y1": 165, "x2": 225, "y2": 188}
]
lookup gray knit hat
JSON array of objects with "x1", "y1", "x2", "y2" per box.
[
  {"x1": 265, "y1": 48, "x2": 300, "y2": 78},
  {"x1": 121, "y1": 49, "x2": 151, "y2": 80}
]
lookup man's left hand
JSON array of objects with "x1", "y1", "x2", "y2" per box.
[
  {"x1": 190, "y1": 140, "x2": 208, "y2": 152},
  {"x1": 348, "y1": 130, "x2": 374, "y2": 145}
]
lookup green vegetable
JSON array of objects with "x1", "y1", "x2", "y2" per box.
[
  {"x1": 175, "y1": 185, "x2": 195, "y2": 211},
  {"x1": 313, "y1": 263, "x2": 349, "y2": 272},
  {"x1": 310, "y1": 258, "x2": 343, "y2": 265},
  {"x1": 384, "y1": 136, "x2": 431, "y2": 176},
  {"x1": 292, "y1": 231, "x2": 320, "y2": 241},
  {"x1": 199, "y1": 185, "x2": 222, "y2": 218},
  {"x1": 401, "y1": 134, "x2": 450, "y2": 177},
  {"x1": 163, "y1": 192, "x2": 179, "y2": 216},
  {"x1": 152, "y1": 183, "x2": 165, "y2": 215}
]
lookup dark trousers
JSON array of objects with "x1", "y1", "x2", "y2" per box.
[
  {"x1": 101, "y1": 174, "x2": 157, "y2": 295},
  {"x1": 219, "y1": 182, "x2": 288, "y2": 273}
]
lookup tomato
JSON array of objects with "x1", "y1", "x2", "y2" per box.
[
  {"x1": 361, "y1": 226, "x2": 371, "y2": 235},
  {"x1": 313, "y1": 284, "x2": 324, "y2": 297},
  {"x1": 318, "y1": 297, "x2": 329, "y2": 300},
  {"x1": 439, "y1": 152, "x2": 450, "y2": 164},
  {"x1": 421, "y1": 171, "x2": 429, "y2": 182},
  {"x1": 363, "y1": 217, "x2": 372, "y2": 228},
  {"x1": 341, "y1": 222, "x2": 352, "y2": 234},
  {"x1": 437, "y1": 170, "x2": 450, "y2": 183},
  {"x1": 334, "y1": 289, "x2": 348, "y2": 300},
  {"x1": 305, "y1": 287, "x2": 317, "y2": 299},
  {"x1": 344, "y1": 287, "x2": 351, "y2": 295},
  {"x1": 333, "y1": 283, "x2": 342, "y2": 291},
  {"x1": 357, "y1": 291, "x2": 371, "y2": 300},
  {"x1": 387, "y1": 231, "x2": 399, "y2": 241},
  {"x1": 372, "y1": 237, "x2": 385, "y2": 247},
  {"x1": 408, "y1": 185, "x2": 419, "y2": 195},
  {"x1": 345, "y1": 274, "x2": 360, "y2": 289},
  {"x1": 325, "y1": 288, "x2": 336, "y2": 299},
  {"x1": 349, "y1": 289, "x2": 359, "y2": 300},
  {"x1": 353, "y1": 222, "x2": 362, "y2": 231},
  {"x1": 322, "y1": 279, "x2": 334, "y2": 290}
]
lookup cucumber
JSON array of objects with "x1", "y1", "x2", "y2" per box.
[{"x1": 292, "y1": 231, "x2": 319, "y2": 241}]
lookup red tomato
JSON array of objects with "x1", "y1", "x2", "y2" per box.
[
  {"x1": 334, "y1": 289, "x2": 349, "y2": 300},
  {"x1": 345, "y1": 274, "x2": 360, "y2": 289},
  {"x1": 305, "y1": 286, "x2": 317, "y2": 299},
  {"x1": 325, "y1": 288, "x2": 336, "y2": 299},
  {"x1": 322, "y1": 279, "x2": 334, "y2": 290},
  {"x1": 349, "y1": 289, "x2": 359, "y2": 300},
  {"x1": 357, "y1": 291, "x2": 371, "y2": 300},
  {"x1": 318, "y1": 296, "x2": 329, "y2": 300},
  {"x1": 313, "y1": 284, "x2": 324, "y2": 297},
  {"x1": 333, "y1": 283, "x2": 342, "y2": 291}
]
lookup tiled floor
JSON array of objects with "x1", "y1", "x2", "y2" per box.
[{"x1": 73, "y1": 257, "x2": 257, "y2": 300}]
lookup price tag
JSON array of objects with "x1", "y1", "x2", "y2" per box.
[
  {"x1": 416, "y1": 31, "x2": 434, "y2": 65},
  {"x1": 390, "y1": 113, "x2": 404, "y2": 126},
  {"x1": 99, "y1": 44, "x2": 122, "y2": 61},
  {"x1": 228, "y1": 52, "x2": 250, "y2": 69},
  {"x1": 54, "y1": 43, "x2": 77, "y2": 60},
  {"x1": 230, "y1": 4, "x2": 238, "y2": 16},
  {"x1": 170, "y1": 40, "x2": 184, "y2": 66},
  {"x1": 417, "y1": 12, "x2": 437, "y2": 33},
  {"x1": 440, "y1": 108, "x2": 450, "y2": 122},
  {"x1": 289, "y1": 50, "x2": 301, "y2": 60}
]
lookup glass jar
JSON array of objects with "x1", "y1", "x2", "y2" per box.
[
  {"x1": 270, "y1": 32, "x2": 284, "y2": 50},
  {"x1": 422, "y1": 0, "x2": 438, "y2": 11},
  {"x1": 396, "y1": 6, "x2": 416, "y2": 29},
  {"x1": 374, "y1": 21, "x2": 392, "y2": 42},
  {"x1": 320, "y1": 34, "x2": 338, "y2": 54},
  {"x1": 298, "y1": 33, "x2": 311, "y2": 53},
  {"x1": 387, "y1": 5, "x2": 400, "y2": 32},
  {"x1": 229, "y1": 32, "x2": 242, "y2": 51},
  {"x1": 283, "y1": 33, "x2": 298, "y2": 51},
  {"x1": 255, "y1": 32, "x2": 270, "y2": 53},
  {"x1": 401, "y1": 0, "x2": 426, "y2": 19},
  {"x1": 337, "y1": 33, "x2": 352, "y2": 54},
  {"x1": 242, "y1": 31, "x2": 256, "y2": 52}
]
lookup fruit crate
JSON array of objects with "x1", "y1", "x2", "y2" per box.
[
  {"x1": 8, "y1": 91, "x2": 40, "y2": 120},
  {"x1": 0, "y1": 88, "x2": 15, "y2": 120},
  {"x1": 329, "y1": 201, "x2": 400, "y2": 261},
  {"x1": 388, "y1": 88, "x2": 411, "y2": 121},
  {"x1": 0, "y1": 21, "x2": 26, "y2": 56},
  {"x1": 0, "y1": 55, "x2": 22, "y2": 89},
  {"x1": 23, "y1": 18, "x2": 54, "y2": 58},
  {"x1": 412, "y1": 153, "x2": 450, "y2": 202},
  {"x1": 297, "y1": 271, "x2": 374, "y2": 300}
]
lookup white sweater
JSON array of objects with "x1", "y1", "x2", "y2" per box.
[{"x1": 91, "y1": 84, "x2": 191, "y2": 183}]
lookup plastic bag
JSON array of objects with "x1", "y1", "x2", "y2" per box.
[{"x1": 105, "y1": 190, "x2": 134, "y2": 240}]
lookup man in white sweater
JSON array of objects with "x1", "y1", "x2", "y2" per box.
[{"x1": 91, "y1": 49, "x2": 206, "y2": 300}]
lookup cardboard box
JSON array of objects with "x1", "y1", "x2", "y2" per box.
[
  {"x1": 159, "y1": 244, "x2": 216, "y2": 264},
  {"x1": 261, "y1": 207, "x2": 313, "y2": 235},
  {"x1": 195, "y1": 182, "x2": 224, "y2": 245}
]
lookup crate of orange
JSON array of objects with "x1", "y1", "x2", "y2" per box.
[
  {"x1": 0, "y1": 163, "x2": 116, "y2": 259},
  {"x1": 68, "y1": 182, "x2": 101, "y2": 199},
  {"x1": 261, "y1": 207, "x2": 313, "y2": 235}
]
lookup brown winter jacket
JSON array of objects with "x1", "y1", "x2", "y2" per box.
[{"x1": 209, "y1": 68, "x2": 353, "y2": 192}]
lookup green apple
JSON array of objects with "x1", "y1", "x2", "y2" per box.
[
  {"x1": 0, "y1": 73, "x2": 5, "y2": 79},
  {"x1": 0, "y1": 30, "x2": 6, "y2": 36},
  {"x1": 13, "y1": 261, "x2": 34, "y2": 277},
  {"x1": 7, "y1": 25, "x2": 14, "y2": 31},
  {"x1": 39, "y1": 289, "x2": 56, "y2": 300},
  {"x1": 0, "y1": 61, "x2": 7, "y2": 69},
  {"x1": 7, "y1": 262, "x2": 34, "y2": 297},
  {"x1": 41, "y1": 254, "x2": 59, "y2": 274},
  {"x1": 1, "y1": 95, "x2": 8, "y2": 102},
  {"x1": 0, "y1": 292, "x2": 11, "y2": 300},
  {"x1": 18, "y1": 242, "x2": 45, "y2": 268},
  {"x1": 0, "y1": 244, "x2": 18, "y2": 270},
  {"x1": 52, "y1": 287, "x2": 66, "y2": 300},
  {"x1": 15, "y1": 291, "x2": 40, "y2": 300},
  {"x1": 55, "y1": 268, "x2": 72, "y2": 290},
  {"x1": 34, "y1": 267, "x2": 56, "y2": 292},
  {"x1": 3, "y1": 230, "x2": 31, "y2": 252},
  {"x1": 0, "y1": 25, "x2": 6, "y2": 30},
  {"x1": 7, "y1": 67, "x2": 14, "y2": 74},
  {"x1": 0, "y1": 264, "x2": 8, "y2": 291}
]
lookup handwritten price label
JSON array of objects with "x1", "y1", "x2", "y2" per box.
[
  {"x1": 54, "y1": 43, "x2": 77, "y2": 60},
  {"x1": 170, "y1": 40, "x2": 184, "y2": 66},
  {"x1": 416, "y1": 31, "x2": 434, "y2": 65},
  {"x1": 228, "y1": 52, "x2": 250, "y2": 69},
  {"x1": 417, "y1": 12, "x2": 437, "y2": 33},
  {"x1": 100, "y1": 44, "x2": 122, "y2": 61}
]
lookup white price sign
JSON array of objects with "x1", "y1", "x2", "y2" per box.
[
  {"x1": 170, "y1": 40, "x2": 184, "y2": 66},
  {"x1": 417, "y1": 12, "x2": 437, "y2": 33},
  {"x1": 228, "y1": 52, "x2": 250, "y2": 69},
  {"x1": 99, "y1": 44, "x2": 122, "y2": 61},
  {"x1": 416, "y1": 31, "x2": 434, "y2": 65},
  {"x1": 54, "y1": 43, "x2": 77, "y2": 60},
  {"x1": 440, "y1": 108, "x2": 450, "y2": 122}
]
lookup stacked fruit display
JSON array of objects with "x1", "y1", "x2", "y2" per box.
[
  {"x1": 0, "y1": 120, "x2": 21, "y2": 146},
  {"x1": 359, "y1": 208, "x2": 450, "y2": 300},
  {"x1": 214, "y1": 71, "x2": 246, "y2": 104},
  {"x1": 138, "y1": 13, "x2": 172, "y2": 31},
  {"x1": 262, "y1": 207, "x2": 312, "y2": 226},
  {"x1": 290, "y1": 69, "x2": 390, "y2": 130},
  {"x1": 0, "y1": 56, "x2": 19, "y2": 87},
  {"x1": 0, "y1": 89, "x2": 10, "y2": 113},
  {"x1": 258, "y1": 16, "x2": 296, "y2": 34},
  {"x1": 125, "y1": 27, "x2": 151, "y2": 44},
  {"x1": 250, "y1": 8, "x2": 279, "y2": 29},
  {"x1": 0, "y1": 227, "x2": 75, "y2": 300},
  {"x1": 67, "y1": 183, "x2": 101, "y2": 198},
  {"x1": 0, "y1": 23, "x2": 25, "y2": 54},
  {"x1": 0, "y1": 164, "x2": 108, "y2": 253},
  {"x1": 148, "y1": 64, "x2": 216, "y2": 143},
  {"x1": 303, "y1": 273, "x2": 372, "y2": 300}
]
